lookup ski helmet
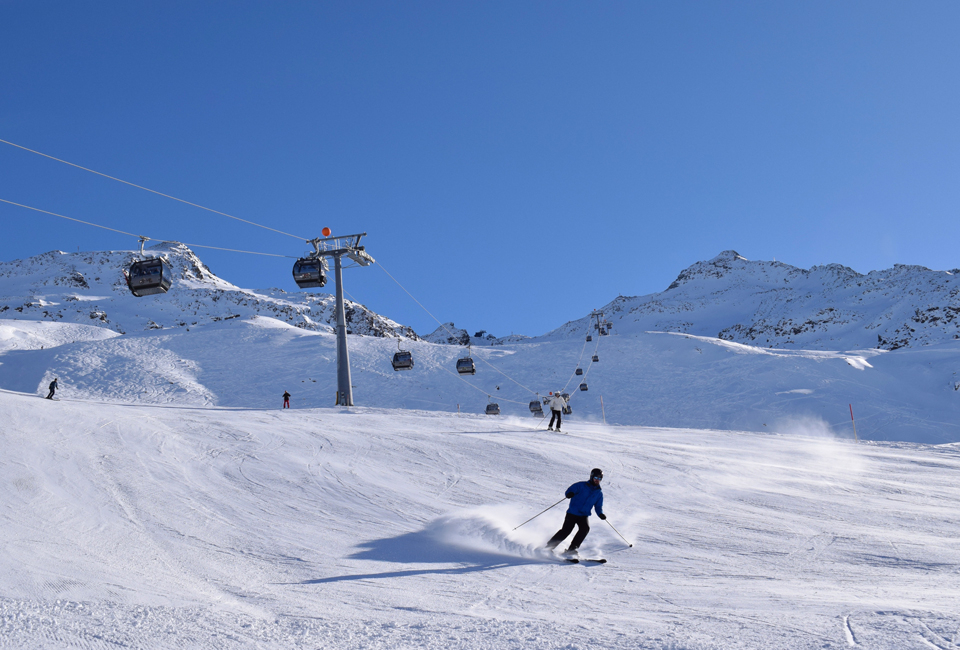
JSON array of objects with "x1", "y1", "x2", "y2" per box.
[{"x1": 590, "y1": 468, "x2": 603, "y2": 480}]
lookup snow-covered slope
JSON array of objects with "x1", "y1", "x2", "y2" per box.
[
  {"x1": 3, "y1": 247, "x2": 960, "y2": 649},
  {"x1": 1, "y1": 389, "x2": 958, "y2": 649},
  {"x1": 0, "y1": 244, "x2": 417, "y2": 338},
  {"x1": 3, "y1": 247, "x2": 960, "y2": 443},
  {"x1": 2, "y1": 317, "x2": 958, "y2": 443},
  {"x1": 550, "y1": 251, "x2": 960, "y2": 350},
  {"x1": 0, "y1": 319, "x2": 119, "y2": 353}
]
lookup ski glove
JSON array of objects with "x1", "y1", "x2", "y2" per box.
[
  {"x1": 565, "y1": 492, "x2": 574, "y2": 499},
  {"x1": 597, "y1": 513, "x2": 607, "y2": 520}
]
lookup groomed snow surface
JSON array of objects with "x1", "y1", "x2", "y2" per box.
[
  {"x1": 2, "y1": 318, "x2": 960, "y2": 648},
  {"x1": 2, "y1": 393, "x2": 959, "y2": 649}
]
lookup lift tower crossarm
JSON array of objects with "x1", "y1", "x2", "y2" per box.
[
  {"x1": 589, "y1": 309, "x2": 606, "y2": 335},
  {"x1": 306, "y1": 232, "x2": 375, "y2": 265}
]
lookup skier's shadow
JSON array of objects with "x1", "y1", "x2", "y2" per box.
[{"x1": 299, "y1": 528, "x2": 541, "y2": 585}]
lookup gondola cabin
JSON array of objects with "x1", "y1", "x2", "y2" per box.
[
  {"x1": 529, "y1": 400, "x2": 543, "y2": 416},
  {"x1": 126, "y1": 258, "x2": 172, "y2": 297},
  {"x1": 392, "y1": 350, "x2": 414, "y2": 371},
  {"x1": 586, "y1": 335, "x2": 592, "y2": 342},
  {"x1": 592, "y1": 354, "x2": 599, "y2": 362},
  {"x1": 579, "y1": 382, "x2": 589, "y2": 391},
  {"x1": 575, "y1": 367, "x2": 583, "y2": 376},
  {"x1": 485, "y1": 403, "x2": 500, "y2": 415},
  {"x1": 561, "y1": 394, "x2": 572, "y2": 415},
  {"x1": 456, "y1": 357, "x2": 476, "y2": 375},
  {"x1": 292, "y1": 257, "x2": 326, "y2": 288}
]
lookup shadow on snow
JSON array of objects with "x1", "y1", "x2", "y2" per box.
[{"x1": 298, "y1": 526, "x2": 545, "y2": 585}]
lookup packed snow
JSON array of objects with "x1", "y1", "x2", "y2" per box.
[
  {"x1": 2, "y1": 247, "x2": 960, "y2": 648},
  {"x1": 1, "y1": 389, "x2": 958, "y2": 649},
  {"x1": 2, "y1": 317, "x2": 957, "y2": 443}
]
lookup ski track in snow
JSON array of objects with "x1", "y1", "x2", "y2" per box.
[{"x1": 1, "y1": 389, "x2": 959, "y2": 649}]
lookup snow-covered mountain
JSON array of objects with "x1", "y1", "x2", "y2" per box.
[
  {"x1": 422, "y1": 322, "x2": 531, "y2": 346},
  {"x1": 550, "y1": 250, "x2": 960, "y2": 350},
  {"x1": 0, "y1": 243, "x2": 417, "y2": 339},
  {"x1": 2, "y1": 246, "x2": 959, "y2": 443},
  {"x1": 8, "y1": 246, "x2": 958, "y2": 352}
]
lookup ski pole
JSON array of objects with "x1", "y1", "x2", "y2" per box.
[
  {"x1": 512, "y1": 497, "x2": 566, "y2": 531},
  {"x1": 605, "y1": 519, "x2": 633, "y2": 547}
]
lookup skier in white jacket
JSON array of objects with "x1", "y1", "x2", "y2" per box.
[{"x1": 547, "y1": 391, "x2": 567, "y2": 432}]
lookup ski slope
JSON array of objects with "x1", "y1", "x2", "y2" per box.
[
  {"x1": 1, "y1": 388, "x2": 958, "y2": 649},
  {"x1": 2, "y1": 316, "x2": 958, "y2": 444}
]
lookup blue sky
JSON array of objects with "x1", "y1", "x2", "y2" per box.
[{"x1": 2, "y1": 2, "x2": 959, "y2": 337}]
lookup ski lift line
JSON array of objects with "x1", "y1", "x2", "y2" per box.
[
  {"x1": 436, "y1": 358, "x2": 529, "y2": 406},
  {"x1": 563, "y1": 341, "x2": 600, "y2": 408},
  {"x1": 376, "y1": 260, "x2": 540, "y2": 397},
  {"x1": 0, "y1": 197, "x2": 297, "y2": 259},
  {"x1": 179, "y1": 243, "x2": 295, "y2": 258},
  {"x1": 561, "y1": 332, "x2": 602, "y2": 398},
  {"x1": 559, "y1": 336, "x2": 592, "y2": 395},
  {"x1": 0, "y1": 197, "x2": 142, "y2": 238},
  {"x1": 0, "y1": 137, "x2": 306, "y2": 241}
]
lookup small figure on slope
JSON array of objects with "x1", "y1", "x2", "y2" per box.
[
  {"x1": 547, "y1": 391, "x2": 568, "y2": 432},
  {"x1": 46, "y1": 377, "x2": 58, "y2": 400},
  {"x1": 282, "y1": 391, "x2": 291, "y2": 409},
  {"x1": 545, "y1": 468, "x2": 606, "y2": 557}
]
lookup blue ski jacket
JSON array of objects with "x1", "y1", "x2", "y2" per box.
[{"x1": 565, "y1": 481, "x2": 603, "y2": 517}]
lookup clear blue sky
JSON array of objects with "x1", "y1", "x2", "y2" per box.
[{"x1": 2, "y1": 2, "x2": 959, "y2": 337}]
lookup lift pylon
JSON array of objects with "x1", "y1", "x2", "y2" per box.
[{"x1": 299, "y1": 232, "x2": 375, "y2": 406}]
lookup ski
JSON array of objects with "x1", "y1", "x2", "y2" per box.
[{"x1": 565, "y1": 558, "x2": 606, "y2": 564}]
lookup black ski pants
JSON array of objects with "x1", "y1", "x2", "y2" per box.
[
  {"x1": 546, "y1": 512, "x2": 589, "y2": 550},
  {"x1": 46, "y1": 388, "x2": 56, "y2": 399},
  {"x1": 548, "y1": 409, "x2": 562, "y2": 430}
]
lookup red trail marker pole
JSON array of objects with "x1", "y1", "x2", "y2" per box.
[{"x1": 849, "y1": 404, "x2": 859, "y2": 442}]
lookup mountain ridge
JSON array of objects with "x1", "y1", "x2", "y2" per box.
[
  {"x1": 548, "y1": 250, "x2": 960, "y2": 350},
  {"x1": 0, "y1": 243, "x2": 417, "y2": 339},
  {"x1": 3, "y1": 246, "x2": 959, "y2": 351}
]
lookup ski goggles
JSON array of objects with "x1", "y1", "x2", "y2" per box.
[{"x1": 591, "y1": 475, "x2": 602, "y2": 481}]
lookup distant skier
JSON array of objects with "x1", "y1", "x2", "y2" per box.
[
  {"x1": 545, "y1": 468, "x2": 606, "y2": 556},
  {"x1": 547, "y1": 391, "x2": 567, "y2": 431},
  {"x1": 46, "y1": 377, "x2": 58, "y2": 400},
  {"x1": 282, "y1": 391, "x2": 291, "y2": 409}
]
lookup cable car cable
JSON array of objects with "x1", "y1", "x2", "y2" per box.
[
  {"x1": 561, "y1": 328, "x2": 603, "y2": 405},
  {"x1": 0, "y1": 137, "x2": 306, "y2": 241},
  {"x1": 376, "y1": 260, "x2": 539, "y2": 398},
  {"x1": 0, "y1": 197, "x2": 296, "y2": 258},
  {"x1": 559, "y1": 336, "x2": 591, "y2": 396}
]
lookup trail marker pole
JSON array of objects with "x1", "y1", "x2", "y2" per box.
[
  {"x1": 849, "y1": 404, "x2": 859, "y2": 442},
  {"x1": 601, "y1": 395, "x2": 606, "y2": 424}
]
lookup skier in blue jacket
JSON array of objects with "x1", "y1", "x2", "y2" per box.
[{"x1": 545, "y1": 468, "x2": 605, "y2": 556}]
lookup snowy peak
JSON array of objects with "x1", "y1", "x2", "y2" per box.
[
  {"x1": 0, "y1": 244, "x2": 417, "y2": 338},
  {"x1": 556, "y1": 252, "x2": 960, "y2": 350},
  {"x1": 666, "y1": 250, "x2": 801, "y2": 291}
]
